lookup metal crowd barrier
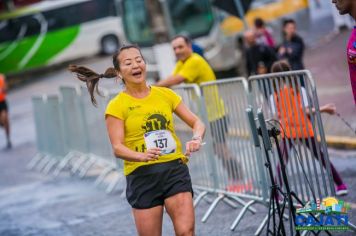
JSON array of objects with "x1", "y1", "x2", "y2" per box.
[
  {"x1": 28, "y1": 86, "x2": 124, "y2": 194},
  {"x1": 246, "y1": 70, "x2": 345, "y2": 234},
  {"x1": 247, "y1": 70, "x2": 335, "y2": 201},
  {"x1": 53, "y1": 86, "x2": 90, "y2": 177},
  {"x1": 28, "y1": 95, "x2": 67, "y2": 174},
  {"x1": 173, "y1": 80, "x2": 262, "y2": 231}
]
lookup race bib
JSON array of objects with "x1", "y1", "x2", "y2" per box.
[{"x1": 144, "y1": 130, "x2": 176, "y2": 155}]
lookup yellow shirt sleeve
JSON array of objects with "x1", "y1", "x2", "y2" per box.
[
  {"x1": 154, "y1": 86, "x2": 182, "y2": 111},
  {"x1": 105, "y1": 95, "x2": 125, "y2": 120},
  {"x1": 174, "y1": 57, "x2": 200, "y2": 83}
]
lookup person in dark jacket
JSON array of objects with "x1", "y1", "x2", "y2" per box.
[
  {"x1": 278, "y1": 19, "x2": 305, "y2": 70},
  {"x1": 244, "y1": 30, "x2": 277, "y2": 76}
]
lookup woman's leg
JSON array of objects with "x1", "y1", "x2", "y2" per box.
[
  {"x1": 307, "y1": 138, "x2": 343, "y2": 186},
  {"x1": 164, "y1": 192, "x2": 195, "y2": 236},
  {"x1": 132, "y1": 205, "x2": 164, "y2": 236}
]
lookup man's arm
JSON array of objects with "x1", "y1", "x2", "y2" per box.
[{"x1": 155, "y1": 74, "x2": 185, "y2": 88}]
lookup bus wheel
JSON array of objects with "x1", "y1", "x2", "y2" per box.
[{"x1": 101, "y1": 35, "x2": 119, "y2": 55}]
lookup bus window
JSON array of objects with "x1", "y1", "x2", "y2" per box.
[
  {"x1": 122, "y1": 0, "x2": 154, "y2": 46},
  {"x1": 24, "y1": 15, "x2": 41, "y2": 37},
  {"x1": 167, "y1": 0, "x2": 213, "y2": 38},
  {"x1": 0, "y1": 21, "x2": 15, "y2": 43}
]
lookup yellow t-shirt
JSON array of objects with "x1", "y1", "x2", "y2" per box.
[
  {"x1": 105, "y1": 86, "x2": 187, "y2": 175},
  {"x1": 173, "y1": 53, "x2": 225, "y2": 121},
  {"x1": 172, "y1": 53, "x2": 216, "y2": 84}
]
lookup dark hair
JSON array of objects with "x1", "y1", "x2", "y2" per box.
[
  {"x1": 271, "y1": 60, "x2": 291, "y2": 73},
  {"x1": 282, "y1": 18, "x2": 296, "y2": 28},
  {"x1": 68, "y1": 44, "x2": 144, "y2": 105},
  {"x1": 254, "y1": 18, "x2": 265, "y2": 28},
  {"x1": 172, "y1": 34, "x2": 192, "y2": 45}
]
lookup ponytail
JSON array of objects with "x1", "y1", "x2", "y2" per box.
[
  {"x1": 68, "y1": 44, "x2": 144, "y2": 105},
  {"x1": 68, "y1": 65, "x2": 117, "y2": 105}
]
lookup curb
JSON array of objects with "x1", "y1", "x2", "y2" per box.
[{"x1": 325, "y1": 135, "x2": 356, "y2": 150}]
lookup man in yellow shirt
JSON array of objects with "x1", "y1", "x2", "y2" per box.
[
  {"x1": 156, "y1": 35, "x2": 242, "y2": 186},
  {"x1": 156, "y1": 35, "x2": 215, "y2": 86}
]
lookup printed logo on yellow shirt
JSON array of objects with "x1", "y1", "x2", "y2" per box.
[{"x1": 141, "y1": 111, "x2": 171, "y2": 132}]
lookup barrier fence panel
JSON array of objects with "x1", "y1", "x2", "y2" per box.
[
  {"x1": 28, "y1": 96, "x2": 51, "y2": 170},
  {"x1": 39, "y1": 95, "x2": 67, "y2": 174},
  {"x1": 79, "y1": 86, "x2": 114, "y2": 163},
  {"x1": 45, "y1": 95, "x2": 67, "y2": 157},
  {"x1": 194, "y1": 78, "x2": 266, "y2": 230},
  {"x1": 79, "y1": 87, "x2": 123, "y2": 192},
  {"x1": 172, "y1": 85, "x2": 217, "y2": 194},
  {"x1": 52, "y1": 86, "x2": 92, "y2": 177},
  {"x1": 247, "y1": 70, "x2": 336, "y2": 205},
  {"x1": 200, "y1": 78, "x2": 267, "y2": 201},
  {"x1": 60, "y1": 86, "x2": 90, "y2": 155}
]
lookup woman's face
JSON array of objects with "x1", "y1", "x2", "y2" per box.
[{"x1": 117, "y1": 48, "x2": 146, "y2": 85}]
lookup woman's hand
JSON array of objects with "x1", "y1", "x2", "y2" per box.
[
  {"x1": 322, "y1": 103, "x2": 336, "y2": 115},
  {"x1": 139, "y1": 148, "x2": 161, "y2": 162},
  {"x1": 185, "y1": 138, "x2": 203, "y2": 156}
]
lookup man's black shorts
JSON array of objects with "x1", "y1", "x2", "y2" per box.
[
  {"x1": 0, "y1": 100, "x2": 8, "y2": 112},
  {"x1": 126, "y1": 159, "x2": 193, "y2": 209},
  {"x1": 209, "y1": 116, "x2": 229, "y2": 143}
]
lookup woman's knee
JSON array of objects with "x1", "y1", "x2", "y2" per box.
[{"x1": 175, "y1": 224, "x2": 194, "y2": 236}]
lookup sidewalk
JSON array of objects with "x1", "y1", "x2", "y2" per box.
[{"x1": 305, "y1": 29, "x2": 356, "y2": 148}]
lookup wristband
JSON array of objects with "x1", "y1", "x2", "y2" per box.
[{"x1": 192, "y1": 135, "x2": 203, "y2": 143}]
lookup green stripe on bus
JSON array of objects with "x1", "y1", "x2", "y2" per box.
[{"x1": 0, "y1": 26, "x2": 79, "y2": 74}]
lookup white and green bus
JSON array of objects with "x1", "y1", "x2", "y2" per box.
[{"x1": 0, "y1": 0, "x2": 124, "y2": 75}]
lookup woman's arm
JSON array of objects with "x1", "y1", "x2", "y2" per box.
[
  {"x1": 306, "y1": 103, "x2": 336, "y2": 115},
  {"x1": 174, "y1": 102, "x2": 206, "y2": 156},
  {"x1": 106, "y1": 116, "x2": 160, "y2": 162}
]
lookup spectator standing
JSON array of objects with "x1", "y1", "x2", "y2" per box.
[
  {"x1": 254, "y1": 18, "x2": 276, "y2": 49},
  {"x1": 278, "y1": 19, "x2": 305, "y2": 71},
  {"x1": 244, "y1": 30, "x2": 277, "y2": 76}
]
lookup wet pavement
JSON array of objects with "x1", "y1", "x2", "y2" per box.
[{"x1": 1, "y1": 141, "x2": 356, "y2": 235}]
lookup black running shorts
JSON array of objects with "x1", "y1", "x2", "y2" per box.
[{"x1": 126, "y1": 159, "x2": 193, "y2": 209}]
